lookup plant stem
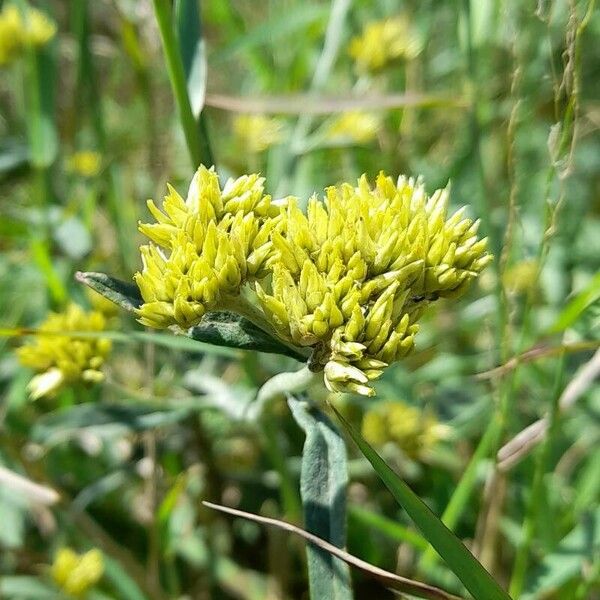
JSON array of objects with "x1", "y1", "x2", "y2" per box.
[
  {"x1": 251, "y1": 366, "x2": 319, "y2": 419},
  {"x1": 153, "y1": 0, "x2": 204, "y2": 168}
]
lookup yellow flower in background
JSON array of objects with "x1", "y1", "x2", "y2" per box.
[
  {"x1": 349, "y1": 16, "x2": 421, "y2": 73},
  {"x1": 502, "y1": 259, "x2": 539, "y2": 296},
  {"x1": 326, "y1": 112, "x2": 381, "y2": 144},
  {"x1": 17, "y1": 304, "x2": 111, "y2": 399},
  {"x1": 23, "y1": 6, "x2": 56, "y2": 46},
  {"x1": 257, "y1": 173, "x2": 492, "y2": 396},
  {"x1": 0, "y1": 5, "x2": 25, "y2": 65},
  {"x1": 362, "y1": 401, "x2": 449, "y2": 458},
  {"x1": 0, "y1": 4, "x2": 55, "y2": 66},
  {"x1": 135, "y1": 165, "x2": 282, "y2": 329},
  {"x1": 67, "y1": 151, "x2": 102, "y2": 178},
  {"x1": 51, "y1": 548, "x2": 104, "y2": 597},
  {"x1": 233, "y1": 114, "x2": 284, "y2": 153}
]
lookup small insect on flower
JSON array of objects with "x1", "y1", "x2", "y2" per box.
[
  {"x1": 232, "y1": 114, "x2": 285, "y2": 153},
  {"x1": 67, "y1": 151, "x2": 102, "y2": 178},
  {"x1": 257, "y1": 172, "x2": 492, "y2": 396},
  {"x1": 17, "y1": 304, "x2": 111, "y2": 400},
  {"x1": 51, "y1": 547, "x2": 104, "y2": 597},
  {"x1": 348, "y1": 16, "x2": 421, "y2": 73},
  {"x1": 135, "y1": 165, "x2": 282, "y2": 330}
]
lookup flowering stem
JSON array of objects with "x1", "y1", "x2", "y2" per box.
[
  {"x1": 152, "y1": 0, "x2": 203, "y2": 168},
  {"x1": 251, "y1": 366, "x2": 319, "y2": 419}
]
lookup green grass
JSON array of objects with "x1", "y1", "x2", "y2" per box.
[{"x1": 1, "y1": 1, "x2": 599, "y2": 599}]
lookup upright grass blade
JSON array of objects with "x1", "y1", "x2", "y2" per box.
[
  {"x1": 72, "y1": 1, "x2": 137, "y2": 271},
  {"x1": 329, "y1": 403, "x2": 512, "y2": 600},
  {"x1": 175, "y1": 0, "x2": 213, "y2": 166},
  {"x1": 419, "y1": 415, "x2": 502, "y2": 569},
  {"x1": 289, "y1": 395, "x2": 353, "y2": 600},
  {"x1": 153, "y1": 0, "x2": 211, "y2": 169},
  {"x1": 20, "y1": 4, "x2": 65, "y2": 305}
]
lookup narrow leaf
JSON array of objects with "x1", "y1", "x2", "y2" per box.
[
  {"x1": 203, "y1": 501, "x2": 464, "y2": 600},
  {"x1": 76, "y1": 271, "x2": 142, "y2": 312},
  {"x1": 548, "y1": 270, "x2": 600, "y2": 333},
  {"x1": 77, "y1": 271, "x2": 306, "y2": 359},
  {"x1": 175, "y1": 0, "x2": 207, "y2": 118},
  {"x1": 329, "y1": 403, "x2": 512, "y2": 600},
  {"x1": 289, "y1": 395, "x2": 353, "y2": 600}
]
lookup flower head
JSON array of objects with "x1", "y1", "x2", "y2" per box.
[
  {"x1": 362, "y1": 400, "x2": 449, "y2": 458},
  {"x1": 67, "y1": 151, "x2": 102, "y2": 178},
  {"x1": 17, "y1": 304, "x2": 111, "y2": 399},
  {"x1": 132, "y1": 166, "x2": 491, "y2": 397},
  {"x1": 135, "y1": 166, "x2": 281, "y2": 329},
  {"x1": 0, "y1": 4, "x2": 56, "y2": 66},
  {"x1": 257, "y1": 173, "x2": 492, "y2": 396},
  {"x1": 51, "y1": 548, "x2": 104, "y2": 597},
  {"x1": 326, "y1": 112, "x2": 381, "y2": 144},
  {"x1": 349, "y1": 16, "x2": 421, "y2": 73},
  {"x1": 233, "y1": 114, "x2": 284, "y2": 153}
]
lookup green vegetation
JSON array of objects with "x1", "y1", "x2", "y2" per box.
[{"x1": 1, "y1": 1, "x2": 599, "y2": 599}]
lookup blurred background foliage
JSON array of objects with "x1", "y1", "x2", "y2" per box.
[{"x1": 0, "y1": 0, "x2": 599, "y2": 598}]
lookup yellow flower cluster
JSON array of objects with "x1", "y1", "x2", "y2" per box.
[
  {"x1": 135, "y1": 167, "x2": 491, "y2": 397},
  {"x1": 326, "y1": 112, "x2": 380, "y2": 144},
  {"x1": 51, "y1": 548, "x2": 104, "y2": 597},
  {"x1": 362, "y1": 400, "x2": 449, "y2": 458},
  {"x1": 17, "y1": 304, "x2": 111, "y2": 399},
  {"x1": 257, "y1": 174, "x2": 491, "y2": 395},
  {"x1": 67, "y1": 151, "x2": 102, "y2": 178},
  {"x1": 0, "y1": 4, "x2": 56, "y2": 66},
  {"x1": 233, "y1": 114, "x2": 284, "y2": 153},
  {"x1": 348, "y1": 16, "x2": 421, "y2": 73},
  {"x1": 135, "y1": 166, "x2": 281, "y2": 329}
]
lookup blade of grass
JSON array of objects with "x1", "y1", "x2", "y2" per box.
[
  {"x1": 175, "y1": 0, "x2": 213, "y2": 165},
  {"x1": 329, "y1": 403, "x2": 512, "y2": 600},
  {"x1": 348, "y1": 504, "x2": 428, "y2": 551},
  {"x1": 418, "y1": 416, "x2": 503, "y2": 569},
  {"x1": 20, "y1": 3, "x2": 65, "y2": 305},
  {"x1": 152, "y1": 0, "x2": 210, "y2": 168},
  {"x1": 204, "y1": 92, "x2": 468, "y2": 114},
  {"x1": 203, "y1": 501, "x2": 464, "y2": 600},
  {"x1": 72, "y1": 1, "x2": 137, "y2": 271}
]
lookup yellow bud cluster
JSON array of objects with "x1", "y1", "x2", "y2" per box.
[
  {"x1": 17, "y1": 304, "x2": 111, "y2": 400},
  {"x1": 348, "y1": 16, "x2": 421, "y2": 74},
  {"x1": 233, "y1": 114, "x2": 284, "y2": 153},
  {"x1": 256, "y1": 173, "x2": 492, "y2": 396},
  {"x1": 0, "y1": 4, "x2": 56, "y2": 66},
  {"x1": 51, "y1": 548, "x2": 104, "y2": 597},
  {"x1": 361, "y1": 401, "x2": 449, "y2": 458},
  {"x1": 135, "y1": 166, "x2": 281, "y2": 329},
  {"x1": 134, "y1": 167, "x2": 491, "y2": 397}
]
